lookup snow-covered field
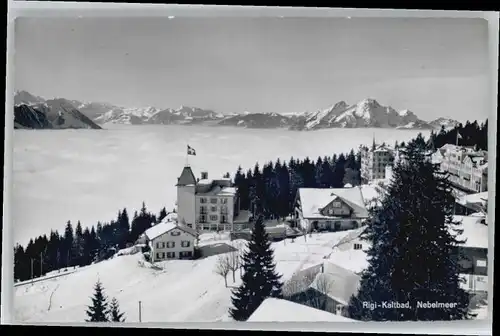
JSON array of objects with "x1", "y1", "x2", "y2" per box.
[
  {"x1": 12, "y1": 124, "x2": 427, "y2": 245},
  {"x1": 14, "y1": 231, "x2": 356, "y2": 323}
]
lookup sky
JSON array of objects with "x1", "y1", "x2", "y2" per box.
[{"x1": 14, "y1": 16, "x2": 491, "y2": 121}]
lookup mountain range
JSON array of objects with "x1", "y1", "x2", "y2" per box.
[{"x1": 13, "y1": 90, "x2": 459, "y2": 131}]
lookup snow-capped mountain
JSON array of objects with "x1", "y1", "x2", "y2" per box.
[
  {"x1": 14, "y1": 91, "x2": 454, "y2": 131},
  {"x1": 95, "y1": 106, "x2": 160, "y2": 125},
  {"x1": 14, "y1": 90, "x2": 46, "y2": 106},
  {"x1": 428, "y1": 117, "x2": 460, "y2": 130},
  {"x1": 297, "y1": 99, "x2": 432, "y2": 130},
  {"x1": 218, "y1": 112, "x2": 292, "y2": 129},
  {"x1": 14, "y1": 97, "x2": 102, "y2": 130}
]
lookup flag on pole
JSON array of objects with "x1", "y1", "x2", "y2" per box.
[
  {"x1": 456, "y1": 131, "x2": 462, "y2": 146},
  {"x1": 187, "y1": 145, "x2": 196, "y2": 156}
]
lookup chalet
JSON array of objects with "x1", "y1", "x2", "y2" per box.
[
  {"x1": 293, "y1": 186, "x2": 369, "y2": 233},
  {"x1": 282, "y1": 260, "x2": 361, "y2": 317},
  {"x1": 144, "y1": 221, "x2": 197, "y2": 262}
]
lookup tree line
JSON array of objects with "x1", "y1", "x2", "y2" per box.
[
  {"x1": 428, "y1": 119, "x2": 488, "y2": 151},
  {"x1": 14, "y1": 202, "x2": 166, "y2": 282},
  {"x1": 232, "y1": 149, "x2": 362, "y2": 220}
]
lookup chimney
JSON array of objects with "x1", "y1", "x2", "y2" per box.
[{"x1": 201, "y1": 171, "x2": 208, "y2": 180}]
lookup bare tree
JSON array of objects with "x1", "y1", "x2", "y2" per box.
[
  {"x1": 194, "y1": 224, "x2": 201, "y2": 247},
  {"x1": 226, "y1": 242, "x2": 242, "y2": 283},
  {"x1": 282, "y1": 271, "x2": 317, "y2": 300},
  {"x1": 214, "y1": 254, "x2": 230, "y2": 287},
  {"x1": 308, "y1": 274, "x2": 334, "y2": 311}
]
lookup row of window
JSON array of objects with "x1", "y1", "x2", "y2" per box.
[
  {"x1": 199, "y1": 205, "x2": 228, "y2": 214},
  {"x1": 199, "y1": 197, "x2": 228, "y2": 204},
  {"x1": 156, "y1": 251, "x2": 193, "y2": 259},
  {"x1": 156, "y1": 241, "x2": 191, "y2": 249},
  {"x1": 199, "y1": 214, "x2": 228, "y2": 223}
]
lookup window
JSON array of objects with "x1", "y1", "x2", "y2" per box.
[
  {"x1": 156, "y1": 252, "x2": 165, "y2": 260},
  {"x1": 210, "y1": 198, "x2": 218, "y2": 204},
  {"x1": 354, "y1": 243, "x2": 362, "y2": 250},
  {"x1": 199, "y1": 215, "x2": 207, "y2": 223},
  {"x1": 210, "y1": 206, "x2": 217, "y2": 212},
  {"x1": 221, "y1": 215, "x2": 227, "y2": 223},
  {"x1": 167, "y1": 241, "x2": 175, "y2": 248},
  {"x1": 332, "y1": 201, "x2": 341, "y2": 208},
  {"x1": 200, "y1": 206, "x2": 207, "y2": 214},
  {"x1": 476, "y1": 259, "x2": 487, "y2": 267},
  {"x1": 171, "y1": 230, "x2": 180, "y2": 236},
  {"x1": 202, "y1": 224, "x2": 210, "y2": 231},
  {"x1": 200, "y1": 198, "x2": 207, "y2": 204},
  {"x1": 210, "y1": 215, "x2": 218, "y2": 221},
  {"x1": 166, "y1": 252, "x2": 175, "y2": 258},
  {"x1": 181, "y1": 241, "x2": 191, "y2": 248},
  {"x1": 156, "y1": 242, "x2": 165, "y2": 249},
  {"x1": 180, "y1": 251, "x2": 192, "y2": 258},
  {"x1": 221, "y1": 198, "x2": 228, "y2": 204}
]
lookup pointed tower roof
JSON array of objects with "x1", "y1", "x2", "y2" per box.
[{"x1": 176, "y1": 166, "x2": 197, "y2": 186}]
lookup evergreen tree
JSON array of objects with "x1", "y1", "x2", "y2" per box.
[
  {"x1": 118, "y1": 208, "x2": 130, "y2": 247},
  {"x1": 108, "y1": 297, "x2": 126, "y2": 322},
  {"x1": 332, "y1": 153, "x2": 347, "y2": 188},
  {"x1": 158, "y1": 207, "x2": 168, "y2": 223},
  {"x1": 86, "y1": 280, "x2": 109, "y2": 322},
  {"x1": 229, "y1": 216, "x2": 283, "y2": 321},
  {"x1": 73, "y1": 221, "x2": 85, "y2": 266},
  {"x1": 347, "y1": 140, "x2": 471, "y2": 321},
  {"x1": 63, "y1": 221, "x2": 74, "y2": 267}
]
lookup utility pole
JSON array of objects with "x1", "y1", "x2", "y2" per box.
[
  {"x1": 31, "y1": 258, "x2": 34, "y2": 283},
  {"x1": 138, "y1": 301, "x2": 142, "y2": 322},
  {"x1": 40, "y1": 252, "x2": 43, "y2": 277}
]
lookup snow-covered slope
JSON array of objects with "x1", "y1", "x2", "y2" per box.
[
  {"x1": 14, "y1": 231, "x2": 356, "y2": 323},
  {"x1": 14, "y1": 90, "x2": 46, "y2": 106},
  {"x1": 217, "y1": 112, "x2": 292, "y2": 129},
  {"x1": 300, "y1": 99, "x2": 432, "y2": 130},
  {"x1": 428, "y1": 117, "x2": 460, "y2": 130},
  {"x1": 14, "y1": 97, "x2": 102, "y2": 130}
]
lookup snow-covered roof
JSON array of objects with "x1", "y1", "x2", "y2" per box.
[
  {"x1": 298, "y1": 187, "x2": 369, "y2": 219},
  {"x1": 247, "y1": 298, "x2": 354, "y2": 322},
  {"x1": 452, "y1": 215, "x2": 488, "y2": 249},
  {"x1": 309, "y1": 262, "x2": 361, "y2": 305},
  {"x1": 457, "y1": 192, "x2": 488, "y2": 206},
  {"x1": 144, "y1": 222, "x2": 196, "y2": 240},
  {"x1": 196, "y1": 185, "x2": 236, "y2": 197},
  {"x1": 327, "y1": 248, "x2": 369, "y2": 275}
]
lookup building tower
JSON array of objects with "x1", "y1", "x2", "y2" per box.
[{"x1": 176, "y1": 165, "x2": 197, "y2": 228}]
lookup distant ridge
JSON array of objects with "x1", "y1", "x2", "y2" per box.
[{"x1": 14, "y1": 91, "x2": 457, "y2": 131}]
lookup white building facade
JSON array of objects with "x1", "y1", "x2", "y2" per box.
[
  {"x1": 176, "y1": 166, "x2": 241, "y2": 233},
  {"x1": 434, "y1": 145, "x2": 488, "y2": 193},
  {"x1": 360, "y1": 143, "x2": 395, "y2": 183},
  {"x1": 145, "y1": 222, "x2": 197, "y2": 262}
]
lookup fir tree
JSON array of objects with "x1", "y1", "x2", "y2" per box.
[
  {"x1": 347, "y1": 139, "x2": 471, "y2": 321},
  {"x1": 86, "y1": 280, "x2": 109, "y2": 322},
  {"x1": 229, "y1": 215, "x2": 283, "y2": 321},
  {"x1": 108, "y1": 297, "x2": 126, "y2": 322},
  {"x1": 158, "y1": 207, "x2": 168, "y2": 223}
]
